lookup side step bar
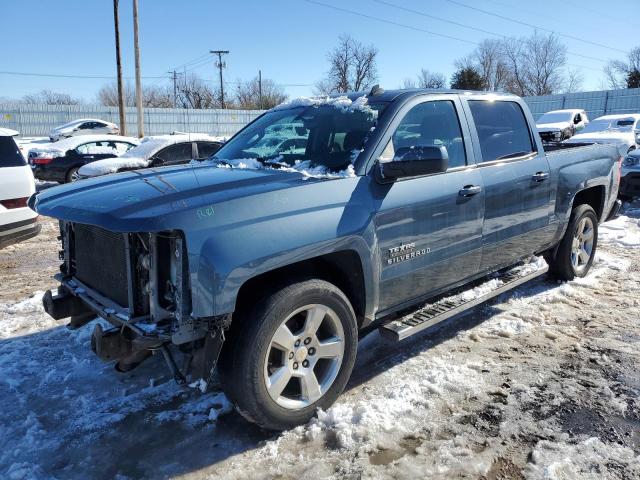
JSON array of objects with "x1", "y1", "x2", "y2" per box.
[{"x1": 379, "y1": 264, "x2": 549, "y2": 341}]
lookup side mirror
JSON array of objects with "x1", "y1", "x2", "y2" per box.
[{"x1": 379, "y1": 146, "x2": 449, "y2": 180}]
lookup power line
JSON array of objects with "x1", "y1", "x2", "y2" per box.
[
  {"x1": 304, "y1": 0, "x2": 478, "y2": 45},
  {"x1": 443, "y1": 0, "x2": 627, "y2": 54},
  {"x1": 0, "y1": 70, "x2": 165, "y2": 80},
  {"x1": 372, "y1": 0, "x2": 609, "y2": 64},
  {"x1": 304, "y1": 0, "x2": 603, "y2": 72}
]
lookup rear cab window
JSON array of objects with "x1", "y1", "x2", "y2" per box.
[
  {"x1": 468, "y1": 100, "x2": 535, "y2": 162},
  {"x1": 0, "y1": 136, "x2": 26, "y2": 167}
]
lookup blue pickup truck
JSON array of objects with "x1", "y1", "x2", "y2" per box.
[{"x1": 32, "y1": 88, "x2": 622, "y2": 430}]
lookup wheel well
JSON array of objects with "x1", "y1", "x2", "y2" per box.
[
  {"x1": 234, "y1": 250, "x2": 367, "y2": 326},
  {"x1": 572, "y1": 186, "x2": 605, "y2": 220}
]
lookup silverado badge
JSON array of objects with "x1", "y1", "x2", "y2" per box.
[{"x1": 387, "y1": 242, "x2": 429, "y2": 265}]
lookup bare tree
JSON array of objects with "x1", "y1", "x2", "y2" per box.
[
  {"x1": 176, "y1": 74, "x2": 221, "y2": 109},
  {"x1": 459, "y1": 39, "x2": 509, "y2": 91},
  {"x1": 500, "y1": 33, "x2": 567, "y2": 96},
  {"x1": 316, "y1": 34, "x2": 378, "y2": 94},
  {"x1": 400, "y1": 78, "x2": 417, "y2": 89},
  {"x1": 22, "y1": 90, "x2": 80, "y2": 105},
  {"x1": 417, "y1": 69, "x2": 446, "y2": 89},
  {"x1": 235, "y1": 76, "x2": 287, "y2": 109},
  {"x1": 98, "y1": 81, "x2": 136, "y2": 106},
  {"x1": 562, "y1": 68, "x2": 584, "y2": 93},
  {"x1": 604, "y1": 46, "x2": 640, "y2": 89},
  {"x1": 98, "y1": 81, "x2": 173, "y2": 108}
]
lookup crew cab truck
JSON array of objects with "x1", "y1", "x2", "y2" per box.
[{"x1": 32, "y1": 89, "x2": 621, "y2": 431}]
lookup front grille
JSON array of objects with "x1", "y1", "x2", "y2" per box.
[{"x1": 73, "y1": 224, "x2": 129, "y2": 307}]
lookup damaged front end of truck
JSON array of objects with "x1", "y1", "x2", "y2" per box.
[{"x1": 43, "y1": 221, "x2": 228, "y2": 385}]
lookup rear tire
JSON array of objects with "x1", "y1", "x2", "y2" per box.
[
  {"x1": 218, "y1": 279, "x2": 358, "y2": 431},
  {"x1": 547, "y1": 204, "x2": 598, "y2": 281}
]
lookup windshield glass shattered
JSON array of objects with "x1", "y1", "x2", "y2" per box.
[{"x1": 210, "y1": 96, "x2": 387, "y2": 174}]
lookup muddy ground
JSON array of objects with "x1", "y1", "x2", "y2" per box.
[{"x1": 0, "y1": 209, "x2": 639, "y2": 479}]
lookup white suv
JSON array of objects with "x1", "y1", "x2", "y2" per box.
[{"x1": 0, "y1": 128, "x2": 40, "y2": 249}]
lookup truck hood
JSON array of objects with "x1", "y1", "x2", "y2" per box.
[
  {"x1": 536, "y1": 121, "x2": 570, "y2": 132},
  {"x1": 30, "y1": 164, "x2": 338, "y2": 232}
]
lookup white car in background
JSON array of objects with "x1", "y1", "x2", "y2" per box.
[
  {"x1": 536, "y1": 109, "x2": 589, "y2": 142},
  {"x1": 78, "y1": 133, "x2": 223, "y2": 178},
  {"x1": 0, "y1": 128, "x2": 40, "y2": 249},
  {"x1": 49, "y1": 118, "x2": 119, "y2": 142},
  {"x1": 564, "y1": 114, "x2": 640, "y2": 155}
]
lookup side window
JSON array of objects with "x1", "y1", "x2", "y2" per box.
[
  {"x1": 196, "y1": 141, "x2": 221, "y2": 159},
  {"x1": 78, "y1": 122, "x2": 92, "y2": 130},
  {"x1": 574, "y1": 113, "x2": 582, "y2": 124},
  {"x1": 76, "y1": 142, "x2": 99, "y2": 154},
  {"x1": 382, "y1": 100, "x2": 467, "y2": 169},
  {"x1": 468, "y1": 100, "x2": 534, "y2": 162},
  {"x1": 77, "y1": 141, "x2": 119, "y2": 155},
  {"x1": 155, "y1": 143, "x2": 193, "y2": 164}
]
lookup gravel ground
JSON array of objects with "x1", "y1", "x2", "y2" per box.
[{"x1": 0, "y1": 206, "x2": 639, "y2": 480}]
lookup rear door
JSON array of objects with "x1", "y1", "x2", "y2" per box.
[
  {"x1": 195, "y1": 141, "x2": 222, "y2": 160},
  {"x1": 464, "y1": 98, "x2": 553, "y2": 272},
  {"x1": 153, "y1": 142, "x2": 194, "y2": 166},
  {"x1": 373, "y1": 95, "x2": 485, "y2": 312}
]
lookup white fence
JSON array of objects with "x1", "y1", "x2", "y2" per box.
[
  {"x1": 4, "y1": 88, "x2": 640, "y2": 138},
  {"x1": 0, "y1": 103, "x2": 265, "y2": 137},
  {"x1": 523, "y1": 88, "x2": 640, "y2": 120}
]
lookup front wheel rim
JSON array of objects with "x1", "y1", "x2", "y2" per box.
[
  {"x1": 571, "y1": 216, "x2": 594, "y2": 273},
  {"x1": 263, "y1": 304, "x2": 345, "y2": 410}
]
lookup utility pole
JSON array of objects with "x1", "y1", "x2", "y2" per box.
[
  {"x1": 210, "y1": 50, "x2": 229, "y2": 109},
  {"x1": 112, "y1": 0, "x2": 126, "y2": 136},
  {"x1": 258, "y1": 70, "x2": 263, "y2": 110},
  {"x1": 169, "y1": 70, "x2": 178, "y2": 108},
  {"x1": 132, "y1": 0, "x2": 144, "y2": 137}
]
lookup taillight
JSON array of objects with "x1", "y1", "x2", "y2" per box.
[
  {"x1": 1, "y1": 197, "x2": 28, "y2": 209},
  {"x1": 32, "y1": 157, "x2": 54, "y2": 165}
]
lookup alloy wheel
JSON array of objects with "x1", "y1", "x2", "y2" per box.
[{"x1": 263, "y1": 304, "x2": 345, "y2": 410}]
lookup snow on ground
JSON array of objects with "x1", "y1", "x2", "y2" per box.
[{"x1": 1, "y1": 207, "x2": 640, "y2": 479}]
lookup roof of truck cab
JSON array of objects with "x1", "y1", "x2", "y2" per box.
[{"x1": 336, "y1": 88, "x2": 519, "y2": 103}]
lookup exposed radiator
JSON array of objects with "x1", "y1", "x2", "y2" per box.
[{"x1": 73, "y1": 224, "x2": 129, "y2": 308}]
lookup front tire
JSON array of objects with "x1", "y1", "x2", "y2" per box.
[
  {"x1": 219, "y1": 279, "x2": 358, "y2": 431},
  {"x1": 547, "y1": 204, "x2": 598, "y2": 281}
]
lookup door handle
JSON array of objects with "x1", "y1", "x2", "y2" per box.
[
  {"x1": 458, "y1": 185, "x2": 482, "y2": 197},
  {"x1": 532, "y1": 171, "x2": 549, "y2": 182}
]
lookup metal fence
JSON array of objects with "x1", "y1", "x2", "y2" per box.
[
  {"x1": 0, "y1": 103, "x2": 265, "y2": 138},
  {"x1": 4, "y1": 88, "x2": 640, "y2": 138},
  {"x1": 523, "y1": 88, "x2": 640, "y2": 120}
]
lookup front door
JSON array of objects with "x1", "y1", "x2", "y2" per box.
[
  {"x1": 465, "y1": 99, "x2": 553, "y2": 271},
  {"x1": 373, "y1": 97, "x2": 485, "y2": 313}
]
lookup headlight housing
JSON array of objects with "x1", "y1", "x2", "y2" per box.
[
  {"x1": 553, "y1": 131, "x2": 562, "y2": 140},
  {"x1": 622, "y1": 156, "x2": 640, "y2": 167}
]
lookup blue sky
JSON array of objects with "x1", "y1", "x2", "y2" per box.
[{"x1": 0, "y1": 0, "x2": 636, "y2": 102}]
